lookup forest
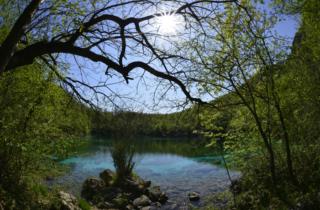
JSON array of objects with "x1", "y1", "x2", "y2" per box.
[{"x1": 0, "y1": 0, "x2": 319, "y2": 210}]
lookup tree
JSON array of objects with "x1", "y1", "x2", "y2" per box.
[
  {"x1": 0, "y1": 0, "x2": 297, "y2": 185},
  {"x1": 0, "y1": 63, "x2": 91, "y2": 209},
  {"x1": 0, "y1": 0, "x2": 241, "y2": 107},
  {"x1": 181, "y1": 0, "x2": 298, "y2": 185}
]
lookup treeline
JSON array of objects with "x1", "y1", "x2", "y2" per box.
[{"x1": 88, "y1": 108, "x2": 200, "y2": 138}]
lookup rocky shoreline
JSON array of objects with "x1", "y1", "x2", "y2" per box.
[
  {"x1": 53, "y1": 170, "x2": 242, "y2": 210},
  {"x1": 61, "y1": 169, "x2": 169, "y2": 210},
  {"x1": 56, "y1": 168, "x2": 213, "y2": 210}
]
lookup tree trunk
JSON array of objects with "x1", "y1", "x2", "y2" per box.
[
  {"x1": 274, "y1": 101, "x2": 297, "y2": 185},
  {"x1": 0, "y1": 0, "x2": 42, "y2": 72},
  {"x1": 229, "y1": 75, "x2": 277, "y2": 185}
]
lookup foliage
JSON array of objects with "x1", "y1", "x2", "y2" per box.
[
  {"x1": 0, "y1": 65, "x2": 90, "y2": 209},
  {"x1": 200, "y1": 104, "x2": 263, "y2": 169},
  {"x1": 110, "y1": 140, "x2": 136, "y2": 184},
  {"x1": 78, "y1": 198, "x2": 91, "y2": 210},
  {"x1": 90, "y1": 108, "x2": 200, "y2": 138},
  {"x1": 0, "y1": 0, "x2": 319, "y2": 209},
  {"x1": 198, "y1": 0, "x2": 320, "y2": 209},
  {"x1": 230, "y1": 144, "x2": 320, "y2": 210}
]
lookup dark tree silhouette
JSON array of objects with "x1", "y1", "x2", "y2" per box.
[{"x1": 0, "y1": 0, "x2": 236, "y2": 105}]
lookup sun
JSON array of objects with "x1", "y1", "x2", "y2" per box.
[{"x1": 156, "y1": 13, "x2": 183, "y2": 35}]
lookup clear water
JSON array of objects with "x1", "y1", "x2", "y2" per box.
[{"x1": 55, "y1": 137, "x2": 240, "y2": 208}]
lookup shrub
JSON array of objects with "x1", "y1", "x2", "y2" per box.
[{"x1": 110, "y1": 140, "x2": 136, "y2": 184}]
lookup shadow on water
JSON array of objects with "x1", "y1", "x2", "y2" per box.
[
  {"x1": 75, "y1": 136, "x2": 220, "y2": 158},
  {"x1": 56, "y1": 136, "x2": 240, "y2": 208}
]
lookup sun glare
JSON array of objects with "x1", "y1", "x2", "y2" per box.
[{"x1": 156, "y1": 13, "x2": 183, "y2": 35}]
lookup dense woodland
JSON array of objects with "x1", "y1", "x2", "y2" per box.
[
  {"x1": 0, "y1": 0, "x2": 320, "y2": 209},
  {"x1": 89, "y1": 109, "x2": 199, "y2": 137}
]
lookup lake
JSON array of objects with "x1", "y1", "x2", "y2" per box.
[{"x1": 54, "y1": 137, "x2": 240, "y2": 209}]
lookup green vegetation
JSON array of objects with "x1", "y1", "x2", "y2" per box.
[
  {"x1": 197, "y1": 0, "x2": 320, "y2": 209},
  {"x1": 111, "y1": 140, "x2": 136, "y2": 184},
  {"x1": 89, "y1": 108, "x2": 200, "y2": 137},
  {"x1": 0, "y1": 0, "x2": 319, "y2": 209},
  {"x1": 78, "y1": 198, "x2": 91, "y2": 210},
  {"x1": 0, "y1": 65, "x2": 90, "y2": 209}
]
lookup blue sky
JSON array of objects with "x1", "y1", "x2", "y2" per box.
[
  {"x1": 275, "y1": 19, "x2": 299, "y2": 37},
  {"x1": 66, "y1": 1, "x2": 300, "y2": 113}
]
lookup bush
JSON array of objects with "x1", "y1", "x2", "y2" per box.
[
  {"x1": 230, "y1": 145, "x2": 320, "y2": 210},
  {"x1": 79, "y1": 198, "x2": 91, "y2": 210},
  {"x1": 110, "y1": 140, "x2": 136, "y2": 184}
]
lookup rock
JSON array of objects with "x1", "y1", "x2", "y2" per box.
[
  {"x1": 80, "y1": 170, "x2": 168, "y2": 210},
  {"x1": 123, "y1": 178, "x2": 151, "y2": 195},
  {"x1": 149, "y1": 202, "x2": 161, "y2": 209},
  {"x1": 144, "y1": 180, "x2": 152, "y2": 188},
  {"x1": 123, "y1": 178, "x2": 143, "y2": 194},
  {"x1": 148, "y1": 186, "x2": 161, "y2": 201},
  {"x1": 159, "y1": 192, "x2": 168, "y2": 204},
  {"x1": 188, "y1": 192, "x2": 200, "y2": 201},
  {"x1": 81, "y1": 177, "x2": 105, "y2": 200},
  {"x1": 112, "y1": 194, "x2": 130, "y2": 208},
  {"x1": 0, "y1": 201, "x2": 4, "y2": 210},
  {"x1": 133, "y1": 176, "x2": 151, "y2": 189},
  {"x1": 148, "y1": 186, "x2": 168, "y2": 204},
  {"x1": 126, "y1": 204, "x2": 135, "y2": 210},
  {"x1": 154, "y1": 202, "x2": 162, "y2": 207},
  {"x1": 97, "y1": 201, "x2": 113, "y2": 209},
  {"x1": 99, "y1": 169, "x2": 115, "y2": 185},
  {"x1": 133, "y1": 195, "x2": 151, "y2": 207},
  {"x1": 58, "y1": 191, "x2": 81, "y2": 210}
]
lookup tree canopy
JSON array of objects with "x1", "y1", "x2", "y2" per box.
[
  {"x1": 0, "y1": 0, "x2": 273, "y2": 108},
  {"x1": 1, "y1": 0, "x2": 320, "y2": 209}
]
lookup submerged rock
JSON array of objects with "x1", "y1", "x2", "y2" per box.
[
  {"x1": 188, "y1": 192, "x2": 200, "y2": 201},
  {"x1": 165, "y1": 201, "x2": 178, "y2": 210}
]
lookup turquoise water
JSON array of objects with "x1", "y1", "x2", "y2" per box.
[{"x1": 55, "y1": 137, "x2": 240, "y2": 208}]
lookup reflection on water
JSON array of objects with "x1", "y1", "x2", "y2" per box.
[{"x1": 56, "y1": 137, "x2": 240, "y2": 208}]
